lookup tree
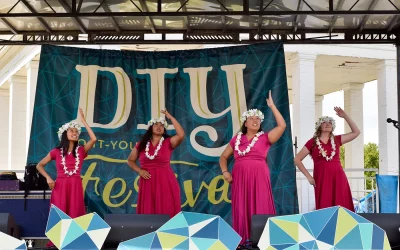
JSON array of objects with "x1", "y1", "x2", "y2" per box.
[
  {"x1": 339, "y1": 143, "x2": 379, "y2": 190},
  {"x1": 340, "y1": 146, "x2": 345, "y2": 168},
  {"x1": 364, "y1": 143, "x2": 379, "y2": 190}
]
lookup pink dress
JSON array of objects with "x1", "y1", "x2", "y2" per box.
[
  {"x1": 49, "y1": 146, "x2": 87, "y2": 217},
  {"x1": 46, "y1": 146, "x2": 87, "y2": 247},
  {"x1": 305, "y1": 135, "x2": 355, "y2": 211},
  {"x1": 135, "y1": 137, "x2": 181, "y2": 218},
  {"x1": 229, "y1": 133, "x2": 276, "y2": 244}
]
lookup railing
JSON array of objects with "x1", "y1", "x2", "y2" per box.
[{"x1": 296, "y1": 168, "x2": 379, "y2": 213}]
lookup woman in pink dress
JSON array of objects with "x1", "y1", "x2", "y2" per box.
[
  {"x1": 219, "y1": 91, "x2": 286, "y2": 247},
  {"x1": 294, "y1": 107, "x2": 360, "y2": 211},
  {"x1": 36, "y1": 108, "x2": 97, "y2": 248},
  {"x1": 127, "y1": 109, "x2": 185, "y2": 218}
]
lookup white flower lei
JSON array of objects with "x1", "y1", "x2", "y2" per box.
[
  {"x1": 145, "y1": 137, "x2": 165, "y2": 160},
  {"x1": 315, "y1": 136, "x2": 336, "y2": 161},
  {"x1": 60, "y1": 146, "x2": 80, "y2": 177},
  {"x1": 240, "y1": 109, "x2": 264, "y2": 124},
  {"x1": 315, "y1": 116, "x2": 336, "y2": 131},
  {"x1": 148, "y1": 118, "x2": 168, "y2": 129},
  {"x1": 235, "y1": 131, "x2": 264, "y2": 156},
  {"x1": 57, "y1": 121, "x2": 81, "y2": 141}
]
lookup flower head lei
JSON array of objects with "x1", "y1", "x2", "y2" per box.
[
  {"x1": 57, "y1": 121, "x2": 81, "y2": 141},
  {"x1": 239, "y1": 109, "x2": 264, "y2": 124},
  {"x1": 315, "y1": 116, "x2": 336, "y2": 133},
  {"x1": 148, "y1": 118, "x2": 168, "y2": 129}
]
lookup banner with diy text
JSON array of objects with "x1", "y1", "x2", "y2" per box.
[{"x1": 28, "y1": 43, "x2": 298, "y2": 223}]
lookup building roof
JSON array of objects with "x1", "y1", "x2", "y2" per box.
[{"x1": 0, "y1": 0, "x2": 399, "y2": 44}]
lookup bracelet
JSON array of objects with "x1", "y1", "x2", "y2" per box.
[{"x1": 222, "y1": 171, "x2": 229, "y2": 175}]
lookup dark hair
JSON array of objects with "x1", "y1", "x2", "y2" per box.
[
  {"x1": 137, "y1": 125, "x2": 170, "y2": 153},
  {"x1": 240, "y1": 122, "x2": 263, "y2": 134},
  {"x1": 56, "y1": 131, "x2": 78, "y2": 157}
]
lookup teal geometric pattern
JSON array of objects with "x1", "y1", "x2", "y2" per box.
[
  {"x1": 258, "y1": 206, "x2": 392, "y2": 250},
  {"x1": 29, "y1": 43, "x2": 297, "y2": 223},
  {"x1": 117, "y1": 212, "x2": 241, "y2": 250},
  {"x1": 0, "y1": 231, "x2": 27, "y2": 250},
  {"x1": 45, "y1": 204, "x2": 111, "y2": 250}
]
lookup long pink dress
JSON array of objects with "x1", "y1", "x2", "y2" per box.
[
  {"x1": 305, "y1": 135, "x2": 355, "y2": 211},
  {"x1": 229, "y1": 133, "x2": 276, "y2": 244},
  {"x1": 47, "y1": 146, "x2": 87, "y2": 247},
  {"x1": 135, "y1": 137, "x2": 181, "y2": 218}
]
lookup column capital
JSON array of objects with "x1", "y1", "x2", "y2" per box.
[
  {"x1": 8, "y1": 76, "x2": 26, "y2": 85},
  {"x1": 376, "y1": 59, "x2": 396, "y2": 69},
  {"x1": 342, "y1": 83, "x2": 364, "y2": 91},
  {"x1": 25, "y1": 60, "x2": 39, "y2": 70},
  {"x1": 289, "y1": 52, "x2": 317, "y2": 64},
  {"x1": 315, "y1": 95, "x2": 324, "y2": 102}
]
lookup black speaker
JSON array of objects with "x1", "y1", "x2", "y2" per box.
[
  {"x1": 0, "y1": 213, "x2": 20, "y2": 239},
  {"x1": 251, "y1": 214, "x2": 275, "y2": 248},
  {"x1": 103, "y1": 214, "x2": 170, "y2": 249},
  {"x1": 358, "y1": 213, "x2": 400, "y2": 249}
]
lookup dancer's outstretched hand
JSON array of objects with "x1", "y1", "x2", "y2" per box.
[
  {"x1": 266, "y1": 90, "x2": 275, "y2": 108},
  {"x1": 334, "y1": 106, "x2": 347, "y2": 118},
  {"x1": 161, "y1": 109, "x2": 172, "y2": 120}
]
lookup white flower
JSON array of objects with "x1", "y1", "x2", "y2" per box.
[
  {"x1": 57, "y1": 121, "x2": 82, "y2": 141},
  {"x1": 145, "y1": 137, "x2": 165, "y2": 160},
  {"x1": 239, "y1": 109, "x2": 264, "y2": 124},
  {"x1": 315, "y1": 116, "x2": 336, "y2": 131},
  {"x1": 148, "y1": 118, "x2": 168, "y2": 129},
  {"x1": 234, "y1": 131, "x2": 264, "y2": 156},
  {"x1": 60, "y1": 146, "x2": 80, "y2": 177},
  {"x1": 315, "y1": 136, "x2": 336, "y2": 161}
]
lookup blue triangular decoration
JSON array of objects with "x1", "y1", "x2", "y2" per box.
[
  {"x1": 300, "y1": 240, "x2": 315, "y2": 249},
  {"x1": 120, "y1": 232, "x2": 155, "y2": 249},
  {"x1": 182, "y1": 212, "x2": 216, "y2": 226},
  {"x1": 87, "y1": 214, "x2": 109, "y2": 231},
  {"x1": 272, "y1": 243, "x2": 296, "y2": 250},
  {"x1": 161, "y1": 227, "x2": 189, "y2": 237},
  {"x1": 269, "y1": 221, "x2": 296, "y2": 245},
  {"x1": 303, "y1": 207, "x2": 338, "y2": 237},
  {"x1": 191, "y1": 217, "x2": 219, "y2": 239},
  {"x1": 218, "y1": 218, "x2": 241, "y2": 250},
  {"x1": 371, "y1": 225, "x2": 384, "y2": 249},
  {"x1": 62, "y1": 233, "x2": 97, "y2": 250},
  {"x1": 151, "y1": 234, "x2": 162, "y2": 249},
  {"x1": 15, "y1": 242, "x2": 26, "y2": 250},
  {"x1": 46, "y1": 207, "x2": 63, "y2": 233},
  {"x1": 335, "y1": 225, "x2": 363, "y2": 250},
  {"x1": 316, "y1": 209, "x2": 338, "y2": 245},
  {"x1": 172, "y1": 238, "x2": 189, "y2": 250}
]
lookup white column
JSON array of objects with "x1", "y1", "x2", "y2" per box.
[
  {"x1": 377, "y1": 59, "x2": 398, "y2": 175},
  {"x1": 315, "y1": 95, "x2": 324, "y2": 122},
  {"x1": 26, "y1": 61, "x2": 39, "y2": 154},
  {"x1": 0, "y1": 90, "x2": 9, "y2": 170},
  {"x1": 8, "y1": 76, "x2": 27, "y2": 171},
  {"x1": 291, "y1": 52, "x2": 317, "y2": 212},
  {"x1": 342, "y1": 83, "x2": 365, "y2": 197}
]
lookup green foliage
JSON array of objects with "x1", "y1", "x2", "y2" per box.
[{"x1": 340, "y1": 143, "x2": 379, "y2": 190}]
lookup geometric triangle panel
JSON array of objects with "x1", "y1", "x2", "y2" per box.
[
  {"x1": 118, "y1": 212, "x2": 241, "y2": 249},
  {"x1": 45, "y1": 204, "x2": 110, "y2": 249},
  {"x1": 257, "y1": 206, "x2": 392, "y2": 250},
  {"x1": 0, "y1": 232, "x2": 27, "y2": 250}
]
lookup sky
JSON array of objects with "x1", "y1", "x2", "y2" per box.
[{"x1": 290, "y1": 80, "x2": 379, "y2": 145}]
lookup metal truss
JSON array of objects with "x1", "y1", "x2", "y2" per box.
[{"x1": 0, "y1": 0, "x2": 399, "y2": 45}]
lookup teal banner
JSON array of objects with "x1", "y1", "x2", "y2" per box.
[{"x1": 28, "y1": 43, "x2": 298, "y2": 222}]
